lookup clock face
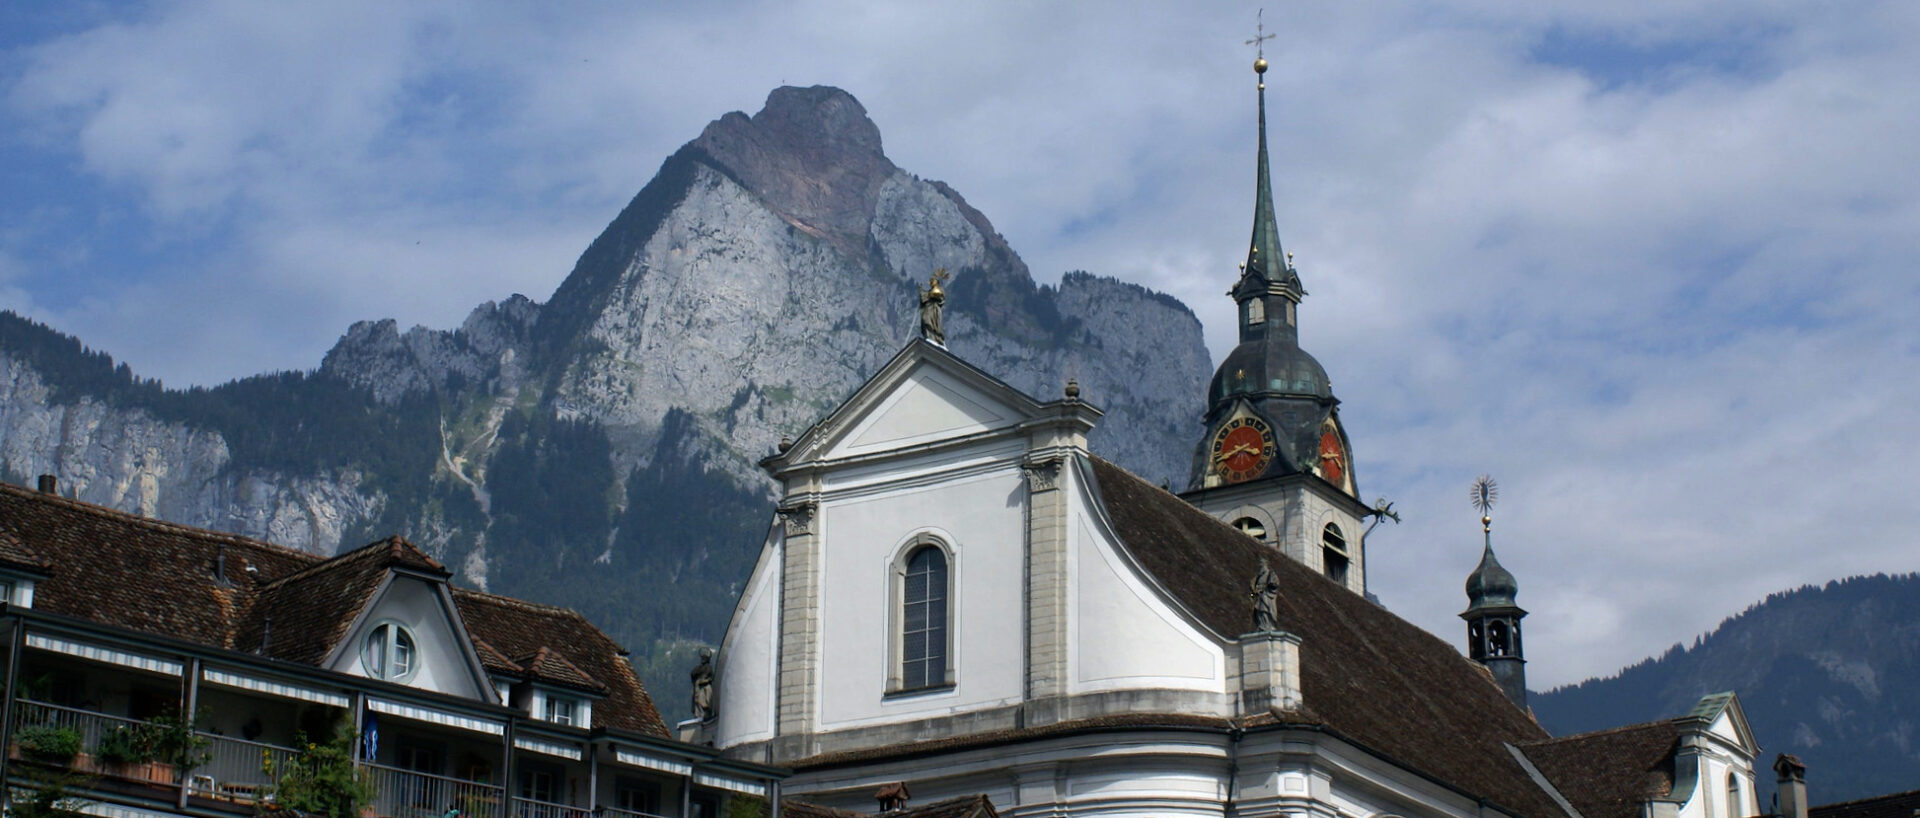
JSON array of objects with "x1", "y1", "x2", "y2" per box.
[
  {"x1": 1210, "y1": 415, "x2": 1276, "y2": 484},
  {"x1": 1318, "y1": 426, "x2": 1347, "y2": 491}
]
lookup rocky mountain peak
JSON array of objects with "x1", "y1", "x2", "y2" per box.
[{"x1": 693, "y1": 86, "x2": 898, "y2": 252}]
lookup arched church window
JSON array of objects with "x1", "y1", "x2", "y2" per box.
[
  {"x1": 1321, "y1": 523, "x2": 1350, "y2": 585},
  {"x1": 1727, "y1": 772, "x2": 1742, "y2": 818},
  {"x1": 900, "y1": 544, "x2": 950, "y2": 691},
  {"x1": 1488, "y1": 621, "x2": 1510, "y2": 657},
  {"x1": 1233, "y1": 517, "x2": 1266, "y2": 540}
]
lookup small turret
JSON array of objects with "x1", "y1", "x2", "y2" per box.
[{"x1": 1461, "y1": 476, "x2": 1528, "y2": 709}]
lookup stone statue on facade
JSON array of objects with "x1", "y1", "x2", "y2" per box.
[
  {"x1": 1250, "y1": 560, "x2": 1280, "y2": 632},
  {"x1": 690, "y1": 648, "x2": 716, "y2": 722},
  {"x1": 918, "y1": 268, "x2": 949, "y2": 345}
]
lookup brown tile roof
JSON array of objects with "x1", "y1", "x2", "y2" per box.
[
  {"x1": 1085, "y1": 456, "x2": 1568, "y2": 818},
  {"x1": 0, "y1": 481, "x2": 666, "y2": 737},
  {"x1": 1812, "y1": 789, "x2": 1920, "y2": 818},
  {"x1": 1519, "y1": 722, "x2": 1681, "y2": 818},
  {"x1": 236, "y1": 536, "x2": 445, "y2": 664},
  {"x1": 780, "y1": 801, "x2": 870, "y2": 818},
  {"x1": 0, "y1": 523, "x2": 48, "y2": 572},
  {"x1": 0, "y1": 482, "x2": 314, "y2": 649},
  {"x1": 514, "y1": 646, "x2": 608, "y2": 694},
  {"x1": 453, "y1": 589, "x2": 667, "y2": 737}
]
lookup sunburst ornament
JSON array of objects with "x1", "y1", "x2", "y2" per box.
[{"x1": 1470, "y1": 474, "x2": 1498, "y2": 532}]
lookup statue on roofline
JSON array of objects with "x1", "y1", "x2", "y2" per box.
[{"x1": 919, "y1": 268, "x2": 950, "y2": 345}]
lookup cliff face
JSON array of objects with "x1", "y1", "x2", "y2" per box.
[
  {"x1": 1533, "y1": 573, "x2": 1920, "y2": 804},
  {"x1": 0, "y1": 86, "x2": 1212, "y2": 712}
]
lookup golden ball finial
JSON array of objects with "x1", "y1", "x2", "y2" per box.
[{"x1": 1254, "y1": 57, "x2": 1268, "y2": 74}]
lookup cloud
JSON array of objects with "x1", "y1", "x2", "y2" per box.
[{"x1": 4, "y1": 0, "x2": 1919, "y2": 689}]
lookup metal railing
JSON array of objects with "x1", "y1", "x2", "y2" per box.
[
  {"x1": 365, "y1": 762, "x2": 506, "y2": 818},
  {"x1": 190, "y1": 731, "x2": 304, "y2": 803},
  {"x1": 10, "y1": 699, "x2": 178, "y2": 785},
  {"x1": 602, "y1": 805, "x2": 677, "y2": 818},
  {"x1": 511, "y1": 795, "x2": 593, "y2": 818}
]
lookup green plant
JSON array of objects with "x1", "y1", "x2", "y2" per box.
[
  {"x1": 262, "y1": 724, "x2": 372, "y2": 818},
  {"x1": 146, "y1": 710, "x2": 210, "y2": 770},
  {"x1": 16, "y1": 726, "x2": 83, "y2": 763},
  {"x1": 8, "y1": 769, "x2": 89, "y2": 818},
  {"x1": 93, "y1": 725, "x2": 157, "y2": 766}
]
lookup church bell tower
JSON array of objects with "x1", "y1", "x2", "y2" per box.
[
  {"x1": 1181, "y1": 50, "x2": 1372, "y2": 595},
  {"x1": 1462, "y1": 476, "x2": 1528, "y2": 709}
]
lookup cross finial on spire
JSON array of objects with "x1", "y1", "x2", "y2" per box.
[{"x1": 1246, "y1": 9, "x2": 1276, "y2": 60}]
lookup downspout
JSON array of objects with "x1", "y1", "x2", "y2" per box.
[
  {"x1": 769, "y1": 780, "x2": 781, "y2": 818},
  {"x1": 0, "y1": 614, "x2": 24, "y2": 812},
  {"x1": 680, "y1": 770, "x2": 693, "y2": 818},
  {"x1": 178, "y1": 656, "x2": 202, "y2": 810}
]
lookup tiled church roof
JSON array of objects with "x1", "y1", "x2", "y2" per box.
[
  {"x1": 1085, "y1": 455, "x2": 1573, "y2": 817},
  {"x1": 1519, "y1": 722, "x2": 1681, "y2": 818},
  {"x1": 0, "y1": 480, "x2": 668, "y2": 737}
]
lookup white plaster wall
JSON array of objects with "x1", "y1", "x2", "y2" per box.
[
  {"x1": 1069, "y1": 514, "x2": 1223, "y2": 693},
  {"x1": 715, "y1": 534, "x2": 782, "y2": 747},
  {"x1": 328, "y1": 577, "x2": 485, "y2": 700},
  {"x1": 827, "y1": 364, "x2": 1022, "y2": 459},
  {"x1": 815, "y1": 463, "x2": 1026, "y2": 730}
]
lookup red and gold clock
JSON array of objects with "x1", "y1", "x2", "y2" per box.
[
  {"x1": 1318, "y1": 426, "x2": 1347, "y2": 491},
  {"x1": 1210, "y1": 415, "x2": 1276, "y2": 484}
]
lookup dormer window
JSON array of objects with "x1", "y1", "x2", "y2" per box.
[
  {"x1": 544, "y1": 696, "x2": 577, "y2": 726},
  {"x1": 363, "y1": 621, "x2": 418, "y2": 683}
]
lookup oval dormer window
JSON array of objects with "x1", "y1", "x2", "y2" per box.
[{"x1": 363, "y1": 621, "x2": 419, "y2": 683}]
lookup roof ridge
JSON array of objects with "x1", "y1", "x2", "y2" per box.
[
  {"x1": 256, "y1": 536, "x2": 408, "y2": 590},
  {"x1": 452, "y1": 586, "x2": 593, "y2": 620},
  {"x1": 0, "y1": 481, "x2": 320, "y2": 563},
  {"x1": 1522, "y1": 720, "x2": 1678, "y2": 746},
  {"x1": 1812, "y1": 788, "x2": 1920, "y2": 809}
]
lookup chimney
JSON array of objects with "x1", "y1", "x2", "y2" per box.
[
  {"x1": 215, "y1": 544, "x2": 230, "y2": 584},
  {"x1": 1773, "y1": 754, "x2": 1807, "y2": 818},
  {"x1": 873, "y1": 782, "x2": 910, "y2": 813},
  {"x1": 36, "y1": 474, "x2": 56, "y2": 494}
]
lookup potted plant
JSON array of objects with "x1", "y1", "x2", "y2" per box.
[
  {"x1": 261, "y1": 725, "x2": 373, "y2": 818},
  {"x1": 16, "y1": 725, "x2": 84, "y2": 765},
  {"x1": 142, "y1": 710, "x2": 211, "y2": 786}
]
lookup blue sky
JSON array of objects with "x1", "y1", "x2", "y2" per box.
[{"x1": 4, "y1": 1, "x2": 1918, "y2": 690}]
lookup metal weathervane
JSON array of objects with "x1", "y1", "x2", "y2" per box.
[{"x1": 1470, "y1": 474, "x2": 1498, "y2": 534}]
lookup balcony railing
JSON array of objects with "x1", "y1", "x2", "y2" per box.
[
  {"x1": 511, "y1": 795, "x2": 593, "y2": 818},
  {"x1": 603, "y1": 806, "x2": 677, "y2": 818},
  {"x1": 366, "y1": 762, "x2": 506, "y2": 818},
  {"x1": 191, "y1": 730, "x2": 304, "y2": 804},
  {"x1": 10, "y1": 699, "x2": 179, "y2": 786}
]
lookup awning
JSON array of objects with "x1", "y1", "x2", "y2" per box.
[
  {"x1": 203, "y1": 668, "x2": 351, "y2": 708},
  {"x1": 612, "y1": 747, "x2": 693, "y2": 776},
  {"x1": 26, "y1": 633, "x2": 181, "y2": 676},
  {"x1": 367, "y1": 697, "x2": 503, "y2": 736},
  {"x1": 514, "y1": 736, "x2": 582, "y2": 761},
  {"x1": 694, "y1": 771, "x2": 768, "y2": 797}
]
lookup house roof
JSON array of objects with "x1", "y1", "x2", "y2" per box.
[
  {"x1": 1811, "y1": 789, "x2": 1920, "y2": 818},
  {"x1": 1519, "y1": 722, "x2": 1681, "y2": 818},
  {"x1": 0, "y1": 480, "x2": 667, "y2": 737},
  {"x1": 1084, "y1": 456, "x2": 1571, "y2": 818}
]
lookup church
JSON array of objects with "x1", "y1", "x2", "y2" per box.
[{"x1": 704, "y1": 57, "x2": 1764, "y2": 818}]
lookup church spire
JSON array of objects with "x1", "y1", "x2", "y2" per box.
[
  {"x1": 1238, "y1": 43, "x2": 1301, "y2": 304},
  {"x1": 1461, "y1": 476, "x2": 1528, "y2": 709}
]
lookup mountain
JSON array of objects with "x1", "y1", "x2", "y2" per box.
[
  {"x1": 0, "y1": 86, "x2": 1211, "y2": 715},
  {"x1": 1532, "y1": 573, "x2": 1920, "y2": 804}
]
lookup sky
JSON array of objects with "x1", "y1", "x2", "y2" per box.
[{"x1": 3, "y1": 1, "x2": 1918, "y2": 692}]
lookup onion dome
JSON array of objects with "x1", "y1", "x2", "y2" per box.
[{"x1": 1464, "y1": 543, "x2": 1519, "y2": 608}]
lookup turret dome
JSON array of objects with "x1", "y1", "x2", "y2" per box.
[{"x1": 1464, "y1": 544, "x2": 1519, "y2": 608}]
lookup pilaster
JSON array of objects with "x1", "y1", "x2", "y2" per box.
[
  {"x1": 1023, "y1": 455, "x2": 1069, "y2": 712},
  {"x1": 776, "y1": 499, "x2": 820, "y2": 737}
]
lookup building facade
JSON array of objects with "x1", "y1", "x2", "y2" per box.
[
  {"x1": 0, "y1": 477, "x2": 780, "y2": 818},
  {"x1": 707, "y1": 59, "x2": 1762, "y2": 818}
]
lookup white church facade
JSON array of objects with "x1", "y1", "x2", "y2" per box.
[{"x1": 704, "y1": 56, "x2": 1762, "y2": 818}]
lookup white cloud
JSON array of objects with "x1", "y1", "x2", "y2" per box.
[{"x1": 4, "y1": 0, "x2": 1919, "y2": 689}]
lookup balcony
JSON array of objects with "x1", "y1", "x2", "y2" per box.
[{"x1": 6, "y1": 700, "x2": 624, "y2": 818}]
